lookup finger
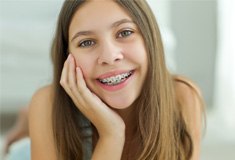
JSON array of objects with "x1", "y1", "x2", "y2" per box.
[
  {"x1": 60, "y1": 55, "x2": 69, "y2": 87},
  {"x1": 75, "y1": 67, "x2": 105, "y2": 113},
  {"x1": 73, "y1": 66, "x2": 98, "y2": 112},
  {"x1": 68, "y1": 54, "x2": 79, "y2": 95},
  {"x1": 60, "y1": 55, "x2": 76, "y2": 99},
  {"x1": 75, "y1": 67, "x2": 90, "y2": 97},
  {"x1": 75, "y1": 68, "x2": 103, "y2": 108},
  {"x1": 61, "y1": 55, "x2": 87, "y2": 110},
  {"x1": 67, "y1": 55, "x2": 88, "y2": 107}
]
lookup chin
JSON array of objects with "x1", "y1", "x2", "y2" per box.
[{"x1": 104, "y1": 96, "x2": 136, "y2": 110}]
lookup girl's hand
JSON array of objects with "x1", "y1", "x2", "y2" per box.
[{"x1": 60, "y1": 54, "x2": 125, "y2": 139}]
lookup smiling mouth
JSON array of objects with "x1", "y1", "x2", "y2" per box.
[{"x1": 97, "y1": 70, "x2": 133, "y2": 86}]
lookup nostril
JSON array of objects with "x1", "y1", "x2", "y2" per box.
[
  {"x1": 114, "y1": 58, "x2": 121, "y2": 62},
  {"x1": 97, "y1": 52, "x2": 124, "y2": 65}
]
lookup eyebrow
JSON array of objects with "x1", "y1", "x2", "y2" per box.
[
  {"x1": 70, "y1": 19, "x2": 135, "y2": 42},
  {"x1": 111, "y1": 19, "x2": 134, "y2": 29}
]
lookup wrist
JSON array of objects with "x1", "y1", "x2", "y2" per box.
[
  {"x1": 99, "y1": 122, "x2": 126, "y2": 140},
  {"x1": 92, "y1": 132, "x2": 125, "y2": 160},
  {"x1": 99, "y1": 134, "x2": 125, "y2": 148}
]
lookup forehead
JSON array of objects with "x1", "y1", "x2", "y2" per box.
[{"x1": 69, "y1": 1, "x2": 133, "y2": 33}]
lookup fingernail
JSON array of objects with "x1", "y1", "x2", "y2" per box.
[
  {"x1": 76, "y1": 67, "x2": 79, "y2": 72},
  {"x1": 76, "y1": 67, "x2": 82, "y2": 74},
  {"x1": 68, "y1": 54, "x2": 73, "y2": 62}
]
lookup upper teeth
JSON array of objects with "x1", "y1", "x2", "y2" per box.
[{"x1": 99, "y1": 71, "x2": 132, "y2": 85}]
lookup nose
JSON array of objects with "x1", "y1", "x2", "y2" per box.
[{"x1": 97, "y1": 40, "x2": 124, "y2": 65}]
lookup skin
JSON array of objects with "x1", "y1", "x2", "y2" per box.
[
  {"x1": 62, "y1": 1, "x2": 148, "y2": 159},
  {"x1": 174, "y1": 76, "x2": 203, "y2": 160},
  {"x1": 29, "y1": 81, "x2": 202, "y2": 160},
  {"x1": 31, "y1": 1, "x2": 148, "y2": 160},
  {"x1": 68, "y1": 1, "x2": 148, "y2": 110},
  {"x1": 29, "y1": 1, "x2": 203, "y2": 160}
]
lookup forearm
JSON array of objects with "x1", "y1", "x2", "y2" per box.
[{"x1": 91, "y1": 135, "x2": 125, "y2": 160}]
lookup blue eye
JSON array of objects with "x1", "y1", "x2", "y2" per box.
[
  {"x1": 79, "y1": 40, "x2": 95, "y2": 48},
  {"x1": 117, "y1": 30, "x2": 133, "y2": 38}
]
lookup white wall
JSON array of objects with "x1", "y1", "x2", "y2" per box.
[
  {"x1": 147, "y1": 0, "x2": 177, "y2": 72},
  {"x1": 0, "y1": 1, "x2": 63, "y2": 112},
  {"x1": 170, "y1": 0, "x2": 217, "y2": 107}
]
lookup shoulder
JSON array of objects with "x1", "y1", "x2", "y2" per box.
[
  {"x1": 173, "y1": 75, "x2": 203, "y2": 113},
  {"x1": 29, "y1": 84, "x2": 57, "y2": 159},
  {"x1": 173, "y1": 75, "x2": 204, "y2": 159},
  {"x1": 173, "y1": 75, "x2": 204, "y2": 126},
  {"x1": 173, "y1": 75, "x2": 204, "y2": 132},
  {"x1": 30, "y1": 85, "x2": 53, "y2": 105},
  {"x1": 29, "y1": 85, "x2": 54, "y2": 122},
  {"x1": 174, "y1": 75, "x2": 202, "y2": 100}
]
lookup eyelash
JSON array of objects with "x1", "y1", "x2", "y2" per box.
[
  {"x1": 78, "y1": 29, "x2": 134, "y2": 48},
  {"x1": 117, "y1": 29, "x2": 134, "y2": 38},
  {"x1": 78, "y1": 39, "x2": 95, "y2": 48}
]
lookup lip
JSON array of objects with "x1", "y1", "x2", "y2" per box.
[
  {"x1": 95, "y1": 69, "x2": 135, "y2": 92},
  {"x1": 96, "y1": 70, "x2": 133, "y2": 80}
]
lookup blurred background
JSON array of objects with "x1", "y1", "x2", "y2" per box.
[{"x1": 0, "y1": 0, "x2": 234, "y2": 159}]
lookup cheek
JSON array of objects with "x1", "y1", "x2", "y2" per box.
[
  {"x1": 73, "y1": 54, "x2": 96, "y2": 78},
  {"x1": 124, "y1": 41, "x2": 148, "y2": 64}
]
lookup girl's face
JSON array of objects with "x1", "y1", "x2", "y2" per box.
[{"x1": 68, "y1": 0, "x2": 148, "y2": 109}]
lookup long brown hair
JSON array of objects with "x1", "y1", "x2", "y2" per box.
[{"x1": 51, "y1": 0, "x2": 194, "y2": 159}]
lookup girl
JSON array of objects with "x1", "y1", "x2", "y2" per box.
[{"x1": 29, "y1": 0, "x2": 204, "y2": 160}]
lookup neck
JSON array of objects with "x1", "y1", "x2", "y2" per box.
[
  {"x1": 114, "y1": 105, "x2": 138, "y2": 141},
  {"x1": 116, "y1": 106, "x2": 141, "y2": 160}
]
